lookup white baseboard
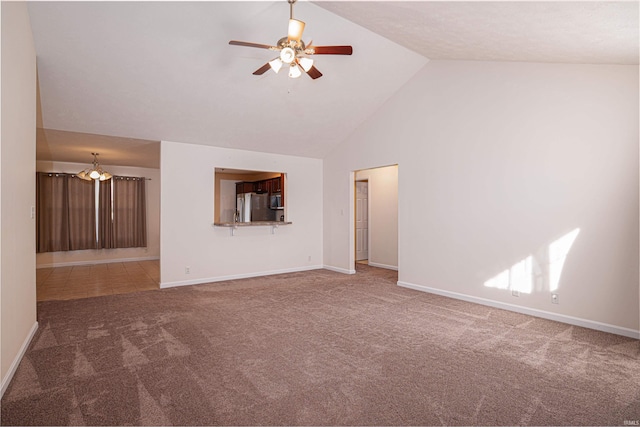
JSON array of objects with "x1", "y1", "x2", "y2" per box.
[
  {"x1": 367, "y1": 261, "x2": 398, "y2": 271},
  {"x1": 397, "y1": 281, "x2": 640, "y2": 339},
  {"x1": 1, "y1": 321, "x2": 38, "y2": 398},
  {"x1": 323, "y1": 265, "x2": 356, "y2": 275},
  {"x1": 37, "y1": 256, "x2": 159, "y2": 269},
  {"x1": 160, "y1": 265, "x2": 324, "y2": 288}
]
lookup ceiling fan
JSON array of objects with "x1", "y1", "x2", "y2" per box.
[{"x1": 229, "y1": 0, "x2": 353, "y2": 80}]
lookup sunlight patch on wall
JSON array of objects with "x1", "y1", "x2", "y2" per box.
[
  {"x1": 549, "y1": 228, "x2": 580, "y2": 292},
  {"x1": 484, "y1": 256, "x2": 533, "y2": 294},
  {"x1": 510, "y1": 256, "x2": 533, "y2": 294},
  {"x1": 484, "y1": 228, "x2": 580, "y2": 295},
  {"x1": 484, "y1": 269, "x2": 509, "y2": 290}
]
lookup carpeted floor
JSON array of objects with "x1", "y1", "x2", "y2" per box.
[{"x1": 2, "y1": 264, "x2": 639, "y2": 426}]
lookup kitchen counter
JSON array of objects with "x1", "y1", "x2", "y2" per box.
[
  {"x1": 213, "y1": 221, "x2": 292, "y2": 235},
  {"x1": 213, "y1": 221, "x2": 292, "y2": 227}
]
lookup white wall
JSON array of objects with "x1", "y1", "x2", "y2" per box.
[
  {"x1": 324, "y1": 60, "x2": 639, "y2": 336},
  {"x1": 355, "y1": 165, "x2": 398, "y2": 270},
  {"x1": 161, "y1": 141, "x2": 323, "y2": 286},
  {"x1": 1, "y1": 1, "x2": 38, "y2": 394},
  {"x1": 34, "y1": 161, "x2": 160, "y2": 267}
]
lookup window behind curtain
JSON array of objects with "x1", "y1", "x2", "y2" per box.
[
  {"x1": 98, "y1": 179, "x2": 114, "y2": 249},
  {"x1": 36, "y1": 173, "x2": 95, "y2": 253}
]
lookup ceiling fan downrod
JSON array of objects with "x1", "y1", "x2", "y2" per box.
[{"x1": 289, "y1": 0, "x2": 296, "y2": 19}]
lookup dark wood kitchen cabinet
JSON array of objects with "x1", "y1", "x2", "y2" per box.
[
  {"x1": 236, "y1": 182, "x2": 255, "y2": 194},
  {"x1": 254, "y1": 180, "x2": 270, "y2": 193},
  {"x1": 271, "y1": 174, "x2": 284, "y2": 207},
  {"x1": 270, "y1": 176, "x2": 281, "y2": 193},
  {"x1": 235, "y1": 174, "x2": 285, "y2": 206}
]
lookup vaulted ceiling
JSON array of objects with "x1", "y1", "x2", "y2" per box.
[{"x1": 30, "y1": 1, "x2": 639, "y2": 168}]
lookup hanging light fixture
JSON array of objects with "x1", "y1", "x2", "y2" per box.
[{"x1": 77, "y1": 153, "x2": 112, "y2": 181}]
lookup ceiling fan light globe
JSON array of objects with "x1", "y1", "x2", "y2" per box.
[
  {"x1": 269, "y1": 58, "x2": 283, "y2": 73},
  {"x1": 298, "y1": 57, "x2": 314, "y2": 72},
  {"x1": 288, "y1": 19, "x2": 305, "y2": 42},
  {"x1": 89, "y1": 170, "x2": 101, "y2": 179},
  {"x1": 280, "y1": 47, "x2": 296, "y2": 64},
  {"x1": 289, "y1": 64, "x2": 302, "y2": 79}
]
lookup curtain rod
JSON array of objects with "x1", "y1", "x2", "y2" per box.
[{"x1": 39, "y1": 172, "x2": 152, "y2": 180}]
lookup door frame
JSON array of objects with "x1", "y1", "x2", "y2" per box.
[
  {"x1": 350, "y1": 164, "x2": 399, "y2": 274},
  {"x1": 354, "y1": 179, "x2": 370, "y2": 263}
]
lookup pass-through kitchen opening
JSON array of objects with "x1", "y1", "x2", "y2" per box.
[{"x1": 214, "y1": 168, "x2": 286, "y2": 224}]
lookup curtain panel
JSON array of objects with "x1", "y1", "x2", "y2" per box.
[
  {"x1": 67, "y1": 174, "x2": 97, "y2": 250},
  {"x1": 36, "y1": 173, "x2": 96, "y2": 253},
  {"x1": 113, "y1": 177, "x2": 147, "y2": 248},
  {"x1": 36, "y1": 173, "x2": 69, "y2": 252}
]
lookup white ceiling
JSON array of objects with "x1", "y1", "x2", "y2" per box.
[
  {"x1": 29, "y1": 1, "x2": 639, "y2": 167},
  {"x1": 318, "y1": 1, "x2": 640, "y2": 65}
]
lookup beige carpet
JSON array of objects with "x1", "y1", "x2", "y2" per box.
[{"x1": 2, "y1": 264, "x2": 639, "y2": 426}]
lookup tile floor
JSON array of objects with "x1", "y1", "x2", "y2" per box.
[{"x1": 36, "y1": 260, "x2": 160, "y2": 301}]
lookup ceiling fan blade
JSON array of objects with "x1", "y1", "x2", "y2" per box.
[
  {"x1": 307, "y1": 45, "x2": 353, "y2": 55},
  {"x1": 305, "y1": 65, "x2": 323, "y2": 80},
  {"x1": 252, "y1": 62, "x2": 272, "y2": 76},
  {"x1": 229, "y1": 40, "x2": 278, "y2": 50}
]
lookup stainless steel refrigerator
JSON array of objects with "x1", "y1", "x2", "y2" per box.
[{"x1": 236, "y1": 193, "x2": 276, "y2": 222}]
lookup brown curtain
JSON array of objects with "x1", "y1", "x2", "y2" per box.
[
  {"x1": 38, "y1": 173, "x2": 146, "y2": 252},
  {"x1": 36, "y1": 173, "x2": 95, "y2": 252},
  {"x1": 36, "y1": 173, "x2": 69, "y2": 253},
  {"x1": 67, "y1": 175, "x2": 96, "y2": 250},
  {"x1": 98, "y1": 179, "x2": 115, "y2": 249},
  {"x1": 112, "y1": 176, "x2": 147, "y2": 248}
]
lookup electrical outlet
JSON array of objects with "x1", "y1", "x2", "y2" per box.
[
  {"x1": 551, "y1": 293, "x2": 559, "y2": 304},
  {"x1": 512, "y1": 289, "x2": 520, "y2": 297},
  {"x1": 308, "y1": 255, "x2": 311, "y2": 262},
  {"x1": 30, "y1": 206, "x2": 36, "y2": 219},
  {"x1": 185, "y1": 266, "x2": 190, "y2": 274}
]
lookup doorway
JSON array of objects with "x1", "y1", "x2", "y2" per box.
[
  {"x1": 352, "y1": 165, "x2": 398, "y2": 273},
  {"x1": 355, "y1": 180, "x2": 369, "y2": 262}
]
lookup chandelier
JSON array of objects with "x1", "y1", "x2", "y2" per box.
[{"x1": 77, "y1": 153, "x2": 112, "y2": 181}]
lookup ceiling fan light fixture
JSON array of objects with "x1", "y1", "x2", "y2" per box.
[
  {"x1": 289, "y1": 63, "x2": 302, "y2": 78},
  {"x1": 287, "y1": 19, "x2": 305, "y2": 42},
  {"x1": 269, "y1": 58, "x2": 283, "y2": 73},
  {"x1": 280, "y1": 47, "x2": 296, "y2": 64},
  {"x1": 298, "y1": 57, "x2": 314, "y2": 72},
  {"x1": 228, "y1": 0, "x2": 353, "y2": 80}
]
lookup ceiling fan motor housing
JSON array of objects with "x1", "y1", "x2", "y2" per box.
[{"x1": 280, "y1": 47, "x2": 296, "y2": 64}]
